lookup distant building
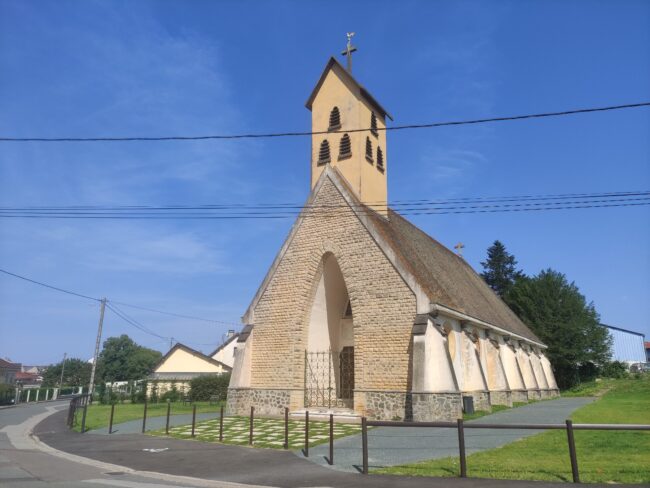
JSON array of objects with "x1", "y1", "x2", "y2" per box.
[
  {"x1": 601, "y1": 324, "x2": 646, "y2": 365},
  {"x1": 148, "y1": 343, "x2": 232, "y2": 397},
  {"x1": 645, "y1": 341, "x2": 650, "y2": 363},
  {"x1": 209, "y1": 330, "x2": 239, "y2": 369},
  {"x1": 0, "y1": 358, "x2": 21, "y2": 385},
  {"x1": 15, "y1": 371, "x2": 42, "y2": 388}
]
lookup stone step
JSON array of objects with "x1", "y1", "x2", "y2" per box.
[{"x1": 289, "y1": 408, "x2": 360, "y2": 423}]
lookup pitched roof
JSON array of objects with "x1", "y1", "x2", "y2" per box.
[
  {"x1": 242, "y1": 167, "x2": 542, "y2": 346},
  {"x1": 153, "y1": 343, "x2": 232, "y2": 373},
  {"x1": 208, "y1": 333, "x2": 239, "y2": 358},
  {"x1": 0, "y1": 358, "x2": 20, "y2": 370},
  {"x1": 367, "y1": 209, "x2": 542, "y2": 343},
  {"x1": 305, "y1": 57, "x2": 393, "y2": 121}
]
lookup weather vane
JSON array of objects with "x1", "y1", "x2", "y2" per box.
[{"x1": 341, "y1": 32, "x2": 357, "y2": 73}]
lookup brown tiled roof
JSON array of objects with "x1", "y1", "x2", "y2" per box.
[{"x1": 367, "y1": 208, "x2": 542, "y2": 343}]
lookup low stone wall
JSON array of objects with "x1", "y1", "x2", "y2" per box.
[
  {"x1": 527, "y1": 389, "x2": 541, "y2": 401},
  {"x1": 358, "y1": 391, "x2": 462, "y2": 422},
  {"x1": 464, "y1": 390, "x2": 491, "y2": 412},
  {"x1": 511, "y1": 389, "x2": 528, "y2": 403},
  {"x1": 226, "y1": 388, "x2": 291, "y2": 416},
  {"x1": 489, "y1": 390, "x2": 512, "y2": 407}
]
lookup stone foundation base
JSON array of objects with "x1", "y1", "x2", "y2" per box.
[
  {"x1": 511, "y1": 390, "x2": 528, "y2": 403},
  {"x1": 527, "y1": 389, "x2": 542, "y2": 401},
  {"x1": 357, "y1": 391, "x2": 462, "y2": 422},
  {"x1": 463, "y1": 391, "x2": 491, "y2": 412},
  {"x1": 541, "y1": 388, "x2": 560, "y2": 399},
  {"x1": 227, "y1": 388, "x2": 291, "y2": 416},
  {"x1": 489, "y1": 390, "x2": 513, "y2": 407}
]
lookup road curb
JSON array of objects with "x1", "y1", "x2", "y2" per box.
[{"x1": 28, "y1": 406, "x2": 275, "y2": 488}]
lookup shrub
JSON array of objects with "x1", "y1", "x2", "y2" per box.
[
  {"x1": 189, "y1": 374, "x2": 230, "y2": 402},
  {"x1": 601, "y1": 360, "x2": 629, "y2": 379},
  {"x1": 160, "y1": 385, "x2": 181, "y2": 403}
]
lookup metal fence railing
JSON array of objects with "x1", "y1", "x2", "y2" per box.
[
  {"x1": 360, "y1": 418, "x2": 650, "y2": 483},
  {"x1": 66, "y1": 394, "x2": 92, "y2": 431}
]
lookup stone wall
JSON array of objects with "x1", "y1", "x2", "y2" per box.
[
  {"x1": 227, "y1": 388, "x2": 292, "y2": 416},
  {"x1": 489, "y1": 390, "x2": 512, "y2": 407},
  {"x1": 464, "y1": 391, "x2": 491, "y2": 412},
  {"x1": 527, "y1": 389, "x2": 541, "y2": 401},
  {"x1": 511, "y1": 389, "x2": 528, "y2": 403},
  {"x1": 249, "y1": 175, "x2": 417, "y2": 394},
  {"x1": 359, "y1": 390, "x2": 461, "y2": 421}
]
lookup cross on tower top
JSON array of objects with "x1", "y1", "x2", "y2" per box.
[
  {"x1": 341, "y1": 32, "x2": 357, "y2": 72},
  {"x1": 454, "y1": 242, "x2": 465, "y2": 257}
]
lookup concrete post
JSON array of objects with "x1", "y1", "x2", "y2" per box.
[
  {"x1": 26, "y1": 390, "x2": 31, "y2": 402},
  {"x1": 35, "y1": 389, "x2": 40, "y2": 402}
]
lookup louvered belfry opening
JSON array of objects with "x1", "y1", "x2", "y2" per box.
[
  {"x1": 338, "y1": 134, "x2": 352, "y2": 160},
  {"x1": 376, "y1": 146, "x2": 384, "y2": 171},
  {"x1": 329, "y1": 107, "x2": 341, "y2": 131},
  {"x1": 365, "y1": 137, "x2": 373, "y2": 163},
  {"x1": 318, "y1": 139, "x2": 331, "y2": 165},
  {"x1": 370, "y1": 112, "x2": 378, "y2": 136}
]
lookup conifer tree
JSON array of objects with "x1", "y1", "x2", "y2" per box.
[{"x1": 480, "y1": 240, "x2": 523, "y2": 297}]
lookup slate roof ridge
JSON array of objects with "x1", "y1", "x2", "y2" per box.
[{"x1": 208, "y1": 333, "x2": 239, "y2": 358}]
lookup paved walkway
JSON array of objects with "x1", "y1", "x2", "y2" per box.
[
  {"x1": 306, "y1": 397, "x2": 594, "y2": 472},
  {"x1": 87, "y1": 412, "x2": 222, "y2": 435},
  {"x1": 33, "y1": 404, "x2": 612, "y2": 488}
]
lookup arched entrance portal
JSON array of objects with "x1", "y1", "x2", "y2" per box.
[{"x1": 305, "y1": 254, "x2": 354, "y2": 408}]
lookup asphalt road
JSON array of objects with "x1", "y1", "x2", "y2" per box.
[{"x1": 1, "y1": 400, "x2": 631, "y2": 488}]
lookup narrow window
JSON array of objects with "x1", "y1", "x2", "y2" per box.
[
  {"x1": 376, "y1": 147, "x2": 384, "y2": 172},
  {"x1": 370, "y1": 112, "x2": 378, "y2": 137},
  {"x1": 329, "y1": 107, "x2": 341, "y2": 131},
  {"x1": 365, "y1": 137, "x2": 373, "y2": 163},
  {"x1": 318, "y1": 140, "x2": 331, "y2": 165},
  {"x1": 338, "y1": 134, "x2": 352, "y2": 160}
]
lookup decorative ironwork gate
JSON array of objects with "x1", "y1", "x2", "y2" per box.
[{"x1": 304, "y1": 348, "x2": 354, "y2": 408}]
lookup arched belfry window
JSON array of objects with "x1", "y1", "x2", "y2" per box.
[
  {"x1": 365, "y1": 137, "x2": 373, "y2": 163},
  {"x1": 376, "y1": 147, "x2": 384, "y2": 172},
  {"x1": 318, "y1": 140, "x2": 331, "y2": 165},
  {"x1": 370, "y1": 112, "x2": 378, "y2": 137},
  {"x1": 329, "y1": 107, "x2": 341, "y2": 131},
  {"x1": 338, "y1": 134, "x2": 352, "y2": 160}
]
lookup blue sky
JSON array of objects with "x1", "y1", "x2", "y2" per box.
[{"x1": 1, "y1": 0, "x2": 648, "y2": 365}]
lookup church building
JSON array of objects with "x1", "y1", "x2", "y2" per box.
[{"x1": 227, "y1": 53, "x2": 559, "y2": 421}]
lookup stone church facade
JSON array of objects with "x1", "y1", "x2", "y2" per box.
[{"x1": 227, "y1": 57, "x2": 559, "y2": 421}]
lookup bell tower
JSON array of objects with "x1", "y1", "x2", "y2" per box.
[{"x1": 305, "y1": 42, "x2": 392, "y2": 217}]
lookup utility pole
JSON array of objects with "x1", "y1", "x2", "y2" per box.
[
  {"x1": 58, "y1": 352, "x2": 67, "y2": 388},
  {"x1": 88, "y1": 298, "x2": 106, "y2": 399}
]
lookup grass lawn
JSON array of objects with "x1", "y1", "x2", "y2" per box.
[
  {"x1": 72, "y1": 401, "x2": 224, "y2": 432},
  {"x1": 153, "y1": 416, "x2": 362, "y2": 450},
  {"x1": 377, "y1": 376, "x2": 650, "y2": 484}
]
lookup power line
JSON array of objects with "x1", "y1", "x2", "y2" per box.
[
  {"x1": 0, "y1": 268, "x2": 239, "y2": 325},
  {"x1": 1, "y1": 194, "x2": 647, "y2": 219},
  {"x1": 1, "y1": 102, "x2": 648, "y2": 142},
  {"x1": 0, "y1": 268, "x2": 100, "y2": 302},
  {"x1": 105, "y1": 302, "x2": 170, "y2": 341}
]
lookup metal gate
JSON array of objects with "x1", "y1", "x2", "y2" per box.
[{"x1": 304, "y1": 348, "x2": 354, "y2": 408}]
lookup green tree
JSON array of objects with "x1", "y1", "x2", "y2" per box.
[
  {"x1": 189, "y1": 374, "x2": 231, "y2": 402},
  {"x1": 97, "y1": 335, "x2": 162, "y2": 382},
  {"x1": 480, "y1": 240, "x2": 524, "y2": 297},
  {"x1": 41, "y1": 358, "x2": 91, "y2": 387},
  {"x1": 505, "y1": 269, "x2": 611, "y2": 389}
]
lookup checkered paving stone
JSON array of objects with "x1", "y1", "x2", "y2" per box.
[{"x1": 155, "y1": 416, "x2": 362, "y2": 449}]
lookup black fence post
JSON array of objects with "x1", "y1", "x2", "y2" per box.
[
  {"x1": 283, "y1": 407, "x2": 289, "y2": 449},
  {"x1": 219, "y1": 406, "x2": 224, "y2": 442},
  {"x1": 165, "y1": 402, "x2": 171, "y2": 435},
  {"x1": 191, "y1": 404, "x2": 197, "y2": 437},
  {"x1": 249, "y1": 406, "x2": 254, "y2": 445},
  {"x1": 361, "y1": 417, "x2": 368, "y2": 475},
  {"x1": 566, "y1": 420, "x2": 580, "y2": 483},
  {"x1": 80, "y1": 402, "x2": 88, "y2": 433},
  {"x1": 108, "y1": 403, "x2": 115, "y2": 434},
  {"x1": 457, "y1": 418, "x2": 467, "y2": 478},
  {"x1": 303, "y1": 410, "x2": 309, "y2": 457},
  {"x1": 141, "y1": 398, "x2": 148, "y2": 433},
  {"x1": 327, "y1": 413, "x2": 334, "y2": 465}
]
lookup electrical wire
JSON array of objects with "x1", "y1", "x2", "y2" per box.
[
  {"x1": 0, "y1": 268, "x2": 100, "y2": 302},
  {"x1": 1, "y1": 102, "x2": 648, "y2": 142}
]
